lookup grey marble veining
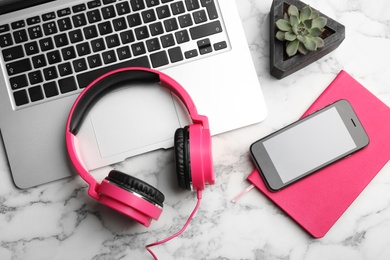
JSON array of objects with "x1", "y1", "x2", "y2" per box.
[{"x1": 1, "y1": 0, "x2": 390, "y2": 259}]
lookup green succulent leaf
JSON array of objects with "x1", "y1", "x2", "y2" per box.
[
  {"x1": 310, "y1": 27, "x2": 324, "y2": 37},
  {"x1": 292, "y1": 24, "x2": 299, "y2": 35},
  {"x1": 304, "y1": 20, "x2": 312, "y2": 29},
  {"x1": 275, "y1": 31, "x2": 286, "y2": 41},
  {"x1": 298, "y1": 42, "x2": 308, "y2": 55},
  {"x1": 310, "y1": 10, "x2": 320, "y2": 20},
  {"x1": 300, "y1": 6, "x2": 312, "y2": 21},
  {"x1": 297, "y1": 35, "x2": 306, "y2": 43},
  {"x1": 312, "y1": 17, "x2": 327, "y2": 29},
  {"x1": 290, "y1": 15, "x2": 299, "y2": 27},
  {"x1": 286, "y1": 40, "x2": 300, "y2": 57},
  {"x1": 303, "y1": 36, "x2": 317, "y2": 51},
  {"x1": 284, "y1": 32, "x2": 297, "y2": 41},
  {"x1": 276, "y1": 19, "x2": 292, "y2": 32},
  {"x1": 288, "y1": 5, "x2": 299, "y2": 17},
  {"x1": 313, "y1": 37, "x2": 325, "y2": 48}
]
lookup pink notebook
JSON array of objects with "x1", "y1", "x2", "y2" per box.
[{"x1": 247, "y1": 70, "x2": 390, "y2": 238}]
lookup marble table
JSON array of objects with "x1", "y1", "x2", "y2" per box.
[{"x1": 1, "y1": 0, "x2": 390, "y2": 259}]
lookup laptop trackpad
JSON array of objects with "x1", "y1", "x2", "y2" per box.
[{"x1": 89, "y1": 83, "x2": 181, "y2": 158}]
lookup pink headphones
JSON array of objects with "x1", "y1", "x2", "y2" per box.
[{"x1": 66, "y1": 67, "x2": 215, "y2": 227}]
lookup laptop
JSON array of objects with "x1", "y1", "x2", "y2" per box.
[{"x1": 0, "y1": 0, "x2": 267, "y2": 189}]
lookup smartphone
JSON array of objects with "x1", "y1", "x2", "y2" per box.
[{"x1": 250, "y1": 99, "x2": 369, "y2": 192}]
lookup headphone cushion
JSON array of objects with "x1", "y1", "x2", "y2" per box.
[
  {"x1": 174, "y1": 127, "x2": 191, "y2": 190},
  {"x1": 106, "y1": 170, "x2": 165, "y2": 207}
]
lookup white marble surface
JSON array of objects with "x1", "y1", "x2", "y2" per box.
[{"x1": 1, "y1": 0, "x2": 390, "y2": 259}]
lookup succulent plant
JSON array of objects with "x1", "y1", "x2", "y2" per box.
[{"x1": 275, "y1": 5, "x2": 327, "y2": 57}]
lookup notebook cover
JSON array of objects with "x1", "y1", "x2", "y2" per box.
[{"x1": 247, "y1": 70, "x2": 390, "y2": 238}]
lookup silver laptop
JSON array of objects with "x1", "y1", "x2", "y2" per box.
[{"x1": 0, "y1": 0, "x2": 267, "y2": 189}]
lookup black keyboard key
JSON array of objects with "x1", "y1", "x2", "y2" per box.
[
  {"x1": 31, "y1": 54, "x2": 47, "y2": 68},
  {"x1": 105, "y1": 34, "x2": 120, "y2": 48},
  {"x1": 116, "y1": 2, "x2": 131, "y2": 15},
  {"x1": 84, "y1": 25, "x2": 98, "y2": 39},
  {"x1": 0, "y1": 33, "x2": 13, "y2": 47},
  {"x1": 189, "y1": 20, "x2": 222, "y2": 40},
  {"x1": 59, "y1": 76, "x2": 77, "y2": 93},
  {"x1": 62, "y1": 46, "x2": 76, "y2": 60},
  {"x1": 185, "y1": 0, "x2": 200, "y2": 11},
  {"x1": 72, "y1": 14, "x2": 87, "y2": 28},
  {"x1": 145, "y1": 0, "x2": 159, "y2": 7},
  {"x1": 11, "y1": 20, "x2": 25, "y2": 29},
  {"x1": 135, "y1": 26, "x2": 149, "y2": 40},
  {"x1": 201, "y1": 0, "x2": 218, "y2": 20},
  {"x1": 28, "y1": 25, "x2": 43, "y2": 39},
  {"x1": 76, "y1": 42, "x2": 91, "y2": 56},
  {"x1": 131, "y1": 42, "x2": 146, "y2": 56},
  {"x1": 42, "y1": 12, "x2": 56, "y2": 21},
  {"x1": 170, "y1": 1, "x2": 185, "y2": 15},
  {"x1": 27, "y1": 16, "x2": 41, "y2": 25},
  {"x1": 28, "y1": 85, "x2": 44, "y2": 102},
  {"x1": 57, "y1": 8, "x2": 72, "y2": 17},
  {"x1": 178, "y1": 14, "x2": 193, "y2": 28},
  {"x1": 87, "y1": 54, "x2": 102, "y2": 68},
  {"x1": 214, "y1": 41, "x2": 227, "y2": 51},
  {"x1": 54, "y1": 33, "x2": 69, "y2": 47},
  {"x1": 77, "y1": 56, "x2": 150, "y2": 88},
  {"x1": 39, "y1": 37, "x2": 54, "y2": 51},
  {"x1": 43, "y1": 22, "x2": 58, "y2": 36},
  {"x1": 127, "y1": 13, "x2": 142, "y2": 27},
  {"x1": 116, "y1": 46, "x2": 131, "y2": 60},
  {"x1": 13, "y1": 29, "x2": 28, "y2": 43},
  {"x1": 0, "y1": 24, "x2": 10, "y2": 34},
  {"x1": 130, "y1": 0, "x2": 145, "y2": 11},
  {"x1": 88, "y1": 0, "x2": 102, "y2": 9},
  {"x1": 28, "y1": 70, "x2": 43, "y2": 85},
  {"x1": 160, "y1": 34, "x2": 175, "y2": 48},
  {"x1": 193, "y1": 10, "x2": 207, "y2": 24},
  {"x1": 149, "y1": 22, "x2": 164, "y2": 36},
  {"x1": 150, "y1": 50, "x2": 169, "y2": 67},
  {"x1": 113, "y1": 17, "x2": 127, "y2": 31},
  {"x1": 156, "y1": 5, "x2": 170, "y2": 19},
  {"x1": 103, "y1": 0, "x2": 116, "y2": 4},
  {"x1": 72, "y1": 4, "x2": 87, "y2": 13},
  {"x1": 10, "y1": 74, "x2": 28, "y2": 89},
  {"x1": 73, "y1": 58, "x2": 88, "y2": 72},
  {"x1": 69, "y1": 29, "x2": 84, "y2": 43},
  {"x1": 43, "y1": 66, "x2": 58, "y2": 80},
  {"x1": 101, "y1": 6, "x2": 116, "y2": 20},
  {"x1": 146, "y1": 38, "x2": 161, "y2": 52},
  {"x1": 168, "y1": 46, "x2": 183, "y2": 63},
  {"x1": 58, "y1": 62, "x2": 73, "y2": 76},
  {"x1": 184, "y1": 49, "x2": 197, "y2": 59},
  {"x1": 58, "y1": 17, "x2": 73, "y2": 32},
  {"x1": 14, "y1": 89, "x2": 29, "y2": 106},
  {"x1": 47, "y1": 50, "x2": 62, "y2": 64},
  {"x1": 142, "y1": 9, "x2": 156, "y2": 23},
  {"x1": 6, "y1": 58, "x2": 32, "y2": 76},
  {"x1": 25, "y1": 41, "x2": 39, "y2": 55},
  {"x1": 98, "y1": 21, "x2": 113, "y2": 35},
  {"x1": 87, "y1": 10, "x2": 102, "y2": 23},
  {"x1": 164, "y1": 18, "x2": 178, "y2": 32},
  {"x1": 43, "y1": 81, "x2": 59, "y2": 98},
  {"x1": 91, "y1": 38, "x2": 106, "y2": 52},
  {"x1": 120, "y1": 30, "x2": 135, "y2": 44},
  {"x1": 2, "y1": 45, "x2": 24, "y2": 62},
  {"x1": 102, "y1": 50, "x2": 117, "y2": 64},
  {"x1": 175, "y1": 30, "x2": 189, "y2": 44}
]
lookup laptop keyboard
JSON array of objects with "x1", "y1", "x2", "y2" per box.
[{"x1": 0, "y1": 0, "x2": 229, "y2": 108}]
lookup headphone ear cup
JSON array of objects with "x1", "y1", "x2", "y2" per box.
[
  {"x1": 106, "y1": 170, "x2": 165, "y2": 207},
  {"x1": 174, "y1": 127, "x2": 192, "y2": 190}
]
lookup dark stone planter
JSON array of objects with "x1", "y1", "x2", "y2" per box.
[{"x1": 270, "y1": 0, "x2": 345, "y2": 79}]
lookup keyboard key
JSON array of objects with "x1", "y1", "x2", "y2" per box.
[
  {"x1": 72, "y1": 14, "x2": 87, "y2": 28},
  {"x1": 73, "y1": 58, "x2": 88, "y2": 72},
  {"x1": 10, "y1": 74, "x2": 28, "y2": 89},
  {"x1": 25, "y1": 41, "x2": 39, "y2": 55},
  {"x1": 131, "y1": 42, "x2": 146, "y2": 56},
  {"x1": 168, "y1": 46, "x2": 183, "y2": 63},
  {"x1": 57, "y1": 8, "x2": 71, "y2": 17},
  {"x1": 76, "y1": 42, "x2": 91, "y2": 56},
  {"x1": 54, "y1": 33, "x2": 69, "y2": 47},
  {"x1": 0, "y1": 33, "x2": 13, "y2": 47},
  {"x1": 149, "y1": 22, "x2": 164, "y2": 36},
  {"x1": 170, "y1": 1, "x2": 185, "y2": 15},
  {"x1": 28, "y1": 25, "x2": 43, "y2": 39},
  {"x1": 6, "y1": 58, "x2": 32, "y2": 76},
  {"x1": 87, "y1": 54, "x2": 102, "y2": 68},
  {"x1": 77, "y1": 56, "x2": 150, "y2": 88},
  {"x1": 87, "y1": 10, "x2": 102, "y2": 23},
  {"x1": 175, "y1": 30, "x2": 189, "y2": 44},
  {"x1": 27, "y1": 16, "x2": 41, "y2": 25},
  {"x1": 47, "y1": 50, "x2": 62, "y2": 64},
  {"x1": 62, "y1": 46, "x2": 76, "y2": 60},
  {"x1": 69, "y1": 29, "x2": 84, "y2": 43},
  {"x1": 189, "y1": 20, "x2": 222, "y2": 39},
  {"x1": 43, "y1": 66, "x2": 58, "y2": 80},
  {"x1": 14, "y1": 89, "x2": 29, "y2": 106},
  {"x1": 2, "y1": 45, "x2": 24, "y2": 62},
  {"x1": 160, "y1": 34, "x2": 175, "y2": 48},
  {"x1": 42, "y1": 12, "x2": 56, "y2": 21},
  {"x1": 135, "y1": 26, "x2": 149, "y2": 40},
  {"x1": 127, "y1": 13, "x2": 142, "y2": 27},
  {"x1": 130, "y1": 0, "x2": 145, "y2": 11},
  {"x1": 84, "y1": 25, "x2": 98, "y2": 39},
  {"x1": 116, "y1": 46, "x2": 131, "y2": 60},
  {"x1": 120, "y1": 30, "x2": 135, "y2": 44},
  {"x1": 150, "y1": 50, "x2": 169, "y2": 67},
  {"x1": 58, "y1": 62, "x2": 73, "y2": 76},
  {"x1": 113, "y1": 17, "x2": 127, "y2": 31},
  {"x1": 91, "y1": 38, "x2": 106, "y2": 52},
  {"x1": 116, "y1": 2, "x2": 131, "y2": 15},
  {"x1": 142, "y1": 9, "x2": 156, "y2": 23},
  {"x1": 13, "y1": 29, "x2": 28, "y2": 43},
  {"x1": 101, "y1": 6, "x2": 116, "y2": 20},
  {"x1": 145, "y1": 0, "x2": 160, "y2": 8},
  {"x1": 0, "y1": 24, "x2": 10, "y2": 34},
  {"x1": 185, "y1": 0, "x2": 200, "y2": 11},
  {"x1": 201, "y1": 0, "x2": 218, "y2": 20},
  {"x1": 103, "y1": 0, "x2": 116, "y2": 4},
  {"x1": 72, "y1": 4, "x2": 87, "y2": 13},
  {"x1": 88, "y1": 0, "x2": 102, "y2": 9},
  {"x1": 214, "y1": 41, "x2": 227, "y2": 51},
  {"x1": 39, "y1": 37, "x2": 54, "y2": 51},
  {"x1": 28, "y1": 85, "x2": 44, "y2": 102},
  {"x1": 98, "y1": 21, "x2": 113, "y2": 35},
  {"x1": 28, "y1": 70, "x2": 43, "y2": 85},
  {"x1": 102, "y1": 50, "x2": 117, "y2": 64},
  {"x1": 184, "y1": 49, "x2": 197, "y2": 59},
  {"x1": 146, "y1": 38, "x2": 161, "y2": 52},
  {"x1": 11, "y1": 20, "x2": 25, "y2": 29},
  {"x1": 156, "y1": 5, "x2": 170, "y2": 19},
  {"x1": 58, "y1": 76, "x2": 77, "y2": 93},
  {"x1": 43, "y1": 22, "x2": 58, "y2": 36},
  {"x1": 164, "y1": 18, "x2": 178, "y2": 32},
  {"x1": 192, "y1": 10, "x2": 207, "y2": 24},
  {"x1": 58, "y1": 17, "x2": 73, "y2": 31},
  {"x1": 31, "y1": 54, "x2": 47, "y2": 68},
  {"x1": 43, "y1": 81, "x2": 59, "y2": 97}
]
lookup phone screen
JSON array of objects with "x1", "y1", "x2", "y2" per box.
[
  {"x1": 263, "y1": 107, "x2": 355, "y2": 183},
  {"x1": 250, "y1": 100, "x2": 369, "y2": 191}
]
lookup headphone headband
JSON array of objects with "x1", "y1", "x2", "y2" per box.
[{"x1": 67, "y1": 67, "x2": 209, "y2": 135}]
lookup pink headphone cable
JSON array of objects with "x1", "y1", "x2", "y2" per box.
[{"x1": 145, "y1": 190, "x2": 203, "y2": 259}]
